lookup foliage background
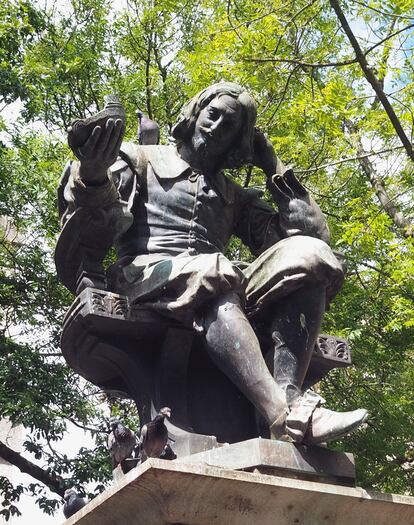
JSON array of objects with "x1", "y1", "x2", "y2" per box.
[{"x1": 0, "y1": 0, "x2": 413, "y2": 518}]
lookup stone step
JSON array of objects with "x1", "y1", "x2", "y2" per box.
[{"x1": 63, "y1": 458, "x2": 414, "y2": 525}]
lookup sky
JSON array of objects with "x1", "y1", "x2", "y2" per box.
[{"x1": 2, "y1": 423, "x2": 94, "y2": 525}]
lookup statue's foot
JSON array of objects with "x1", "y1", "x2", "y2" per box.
[
  {"x1": 303, "y1": 407, "x2": 368, "y2": 445},
  {"x1": 269, "y1": 390, "x2": 368, "y2": 445}
]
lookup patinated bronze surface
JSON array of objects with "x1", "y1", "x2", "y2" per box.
[{"x1": 56, "y1": 83, "x2": 367, "y2": 453}]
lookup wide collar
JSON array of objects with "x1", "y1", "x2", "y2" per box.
[
  {"x1": 146, "y1": 145, "x2": 191, "y2": 179},
  {"x1": 146, "y1": 145, "x2": 235, "y2": 204},
  {"x1": 120, "y1": 143, "x2": 235, "y2": 204}
]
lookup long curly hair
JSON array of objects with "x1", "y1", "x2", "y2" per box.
[{"x1": 171, "y1": 82, "x2": 257, "y2": 169}]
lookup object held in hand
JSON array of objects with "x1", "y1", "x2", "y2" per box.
[{"x1": 67, "y1": 95, "x2": 126, "y2": 150}]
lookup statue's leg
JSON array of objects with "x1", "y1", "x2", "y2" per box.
[
  {"x1": 201, "y1": 292, "x2": 288, "y2": 430},
  {"x1": 266, "y1": 288, "x2": 368, "y2": 443},
  {"x1": 201, "y1": 289, "x2": 367, "y2": 444},
  {"x1": 244, "y1": 236, "x2": 367, "y2": 442},
  {"x1": 270, "y1": 283, "x2": 326, "y2": 406},
  {"x1": 244, "y1": 235, "x2": 343, "y2": 406}
]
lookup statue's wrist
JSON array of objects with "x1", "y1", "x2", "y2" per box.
[{"x1": 78, "y1": 163, "x2": 109, "y2": 186}]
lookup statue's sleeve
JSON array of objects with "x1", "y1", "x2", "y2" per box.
[
  {"x1": 234, "y1": 188, "x2": 283, "y2": 256},
  {"x1": 56, "y1": 148, "x2": 144, "y2": 293},
  {"x1": 58, "y1": 157, "x2": 137, "y2": 237}
]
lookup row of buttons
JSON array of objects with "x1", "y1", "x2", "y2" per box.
[{"x1": 189, "y1": 175, "x2": 201, "y2": 256}]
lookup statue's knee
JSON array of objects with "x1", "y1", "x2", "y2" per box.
[
  {"x1": 212, "y1": 291, "x2": 242, "y2": 314},
  {"x1": 282, "y1": 235, "x2": 329, "y2": 258},
  {"x1": 284, "y1": 236, "x2": 345, "y2": 277},
  {"x1": 197, "y1": 291, "x2": 241, "y2": 329}
]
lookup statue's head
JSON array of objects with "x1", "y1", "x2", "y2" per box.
[{"x1": 172, "y1": 82, "x2": 257, "y2": 169}]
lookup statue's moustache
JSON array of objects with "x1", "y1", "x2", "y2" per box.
[{"x1": 192, "y1": 133, "x2": 207, "y2": 151}]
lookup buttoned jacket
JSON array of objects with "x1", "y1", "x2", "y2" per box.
[{"x1": 61, "y1": 143, "x2": 287, "y2": 259}]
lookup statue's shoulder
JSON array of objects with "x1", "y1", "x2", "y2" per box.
[{"x1": 114, "y1": 143, "x2": 175, "y2": 177}]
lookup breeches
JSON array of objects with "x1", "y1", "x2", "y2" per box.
[{"x1": 111, "y1": 236, "x2": 344, "y2": 325}]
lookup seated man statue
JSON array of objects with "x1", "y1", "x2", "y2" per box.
[{"x1": 60, "y1": 82, "x2": 367, "y2": 445}]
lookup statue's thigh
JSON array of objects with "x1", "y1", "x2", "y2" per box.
[{"x1": 243, "y1": 236, "x2": 344, "y2": 312}]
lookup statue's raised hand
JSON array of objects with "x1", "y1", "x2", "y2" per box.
[
  {"x1": 252, "y1": 128, "x2": 277, "y2": 177},
  {"x1": 72, "y1": 118, "x2": 124, "y2": 185},
  {"x1": 270, "y1": 170, "x2": 330, "y2": 242}
]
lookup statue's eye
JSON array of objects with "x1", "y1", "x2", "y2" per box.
[{"x1": 208, "y1": 108, "x2": 220, "y2": 120}]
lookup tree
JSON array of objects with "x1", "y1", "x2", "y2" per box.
[
  {"x1": 0, "y1": 0, "x2": 45, "y2": 107},
  {"x1": 0, "y1": 1, "x2": 127, "y2": 519},
  {"x1": 180, "y1": 0, "x2": 414, "y2": 492},
  {"x1": 0, "y1": 0, "x2": 413, "y2": 519}
]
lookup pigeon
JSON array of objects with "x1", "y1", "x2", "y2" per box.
[
  {"x1": 63, "y1": 488, "x2": 86, "y2": 519},
  {"x1": 107, "y1": 417, "x2": 137, "y2": 470},
  {"x1": 137, "y1": 111, "x2": 160, "y2": 145},
  {"x1": 139, "y1": 407, "x2": 171, "y2": 459}
]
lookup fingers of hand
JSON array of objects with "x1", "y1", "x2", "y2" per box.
[
  {"x1": 95, "y1": 118, "x2": 116, "y2": 156},
  {"x1": 272, "y1": 175, "x2": 294, "y2": 201},
  {"x1": 286, "y1": 198, "x2": 308, "y2": 216},
  {"x1": 281, "y1": 200, "x2": 317, "y2": 233},
  {"x1": 284, "y1": 169, "x2": 307, "y2": 196},
  {"x1": 108, "y1": 119, "x2": 124, "y2": 159},
  {"x1": 77, "y1": 119, "x2": 124, "y2": 163},
  {"x1": 77, "y1": 126, "x2": 102, "y2": 158}
]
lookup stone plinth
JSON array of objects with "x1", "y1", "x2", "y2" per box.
[
  {"x1": 181, "y1": 438, "x2": 356, "y2": 486},
  {"x1": 64, "y1": 459, "x2": 414, "y2": 525}
]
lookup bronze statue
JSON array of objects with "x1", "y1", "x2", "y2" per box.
[{"x1": 57, "y1": 83, "x2": 367, "y2": 450}]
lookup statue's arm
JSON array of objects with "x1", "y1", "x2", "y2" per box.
[
  {"x1": 59, "y1": 118, "x2": 134, "y2": 236},
  {"x1": 252, "y1": 129, "x2": 330, "y2": 244},
  {"x1": 234, "y1": 189, "x2": 282, "y2": 256}
]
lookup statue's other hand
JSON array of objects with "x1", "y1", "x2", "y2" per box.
[
  {"x1": 271, "y1": 170, "x2": 308, "y2": 202},
  {"x1": 252, "y1": 128, "x2": 277, "y2": 177},
  {"x1": 271, "y1": 171, "x2": 329, "y2": 241},
  {"x1": 74, "y1": 118, "x2": 124, "y2": 185}
]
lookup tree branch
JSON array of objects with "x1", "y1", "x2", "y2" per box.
[
  {"x1": 243, "y1": 56, "x2": 358, "y2": 68},
  {"x1": 357, "y1": 149, "x2": 413, "y2": 236},
  {"x1": 375, "y1": 18, "x2": 397, "y2": 91},
  {"x1": 364, "y1": 22, "x2": 414, "y2": 56},
  {"x1": 266, "y1": 65, "x2": 301, "y2": 126},
  {"x1": 245, "y1": 21, "x2": 414, "y2": 72},
  {"x1": 344, "y1": 120, "x2": 414, "y2": 237},
  {"x1": 329, "y1": 0, "x2": 414, "y2": 162},
  {"x1": 295, "y1": 145, "x2": 405, "y2": 172},
  {"x1": 144, "y1": 29, "x2": 153, "y2": 119},
  {"x1": 68, "y1": 417, "x2": 107, "y2": 435},
  {"x1": 350, "y1": 0, "x2": 414, "y2": 21},
  {"x1": 0, "y1": 441, "x2": 65, "y2": 498}
]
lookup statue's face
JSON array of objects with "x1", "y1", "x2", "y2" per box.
[{"x1": 192, "y1": 95, "x2": 243, "y2": 158}]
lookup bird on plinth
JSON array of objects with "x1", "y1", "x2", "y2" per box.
[
  {"x1": 63, "y1": 488, "x2": 86, "y2": 519},
  {"x1": 107, "y1": 417, "x2": 137, "y2": 472},
  {"x1": 139, "y1": 407, "x2": 173, "y2": 461},
  {"x1": 136, "y1": 111, "x2": 160, "y2": 145}
]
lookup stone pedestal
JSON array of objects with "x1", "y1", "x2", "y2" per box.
[
  {"x1": 64, "y1": 458, "x2": 414, "y2": 525},
  {"x1": 180, "y1": 438, "x2": 356, "y2": 486}
]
